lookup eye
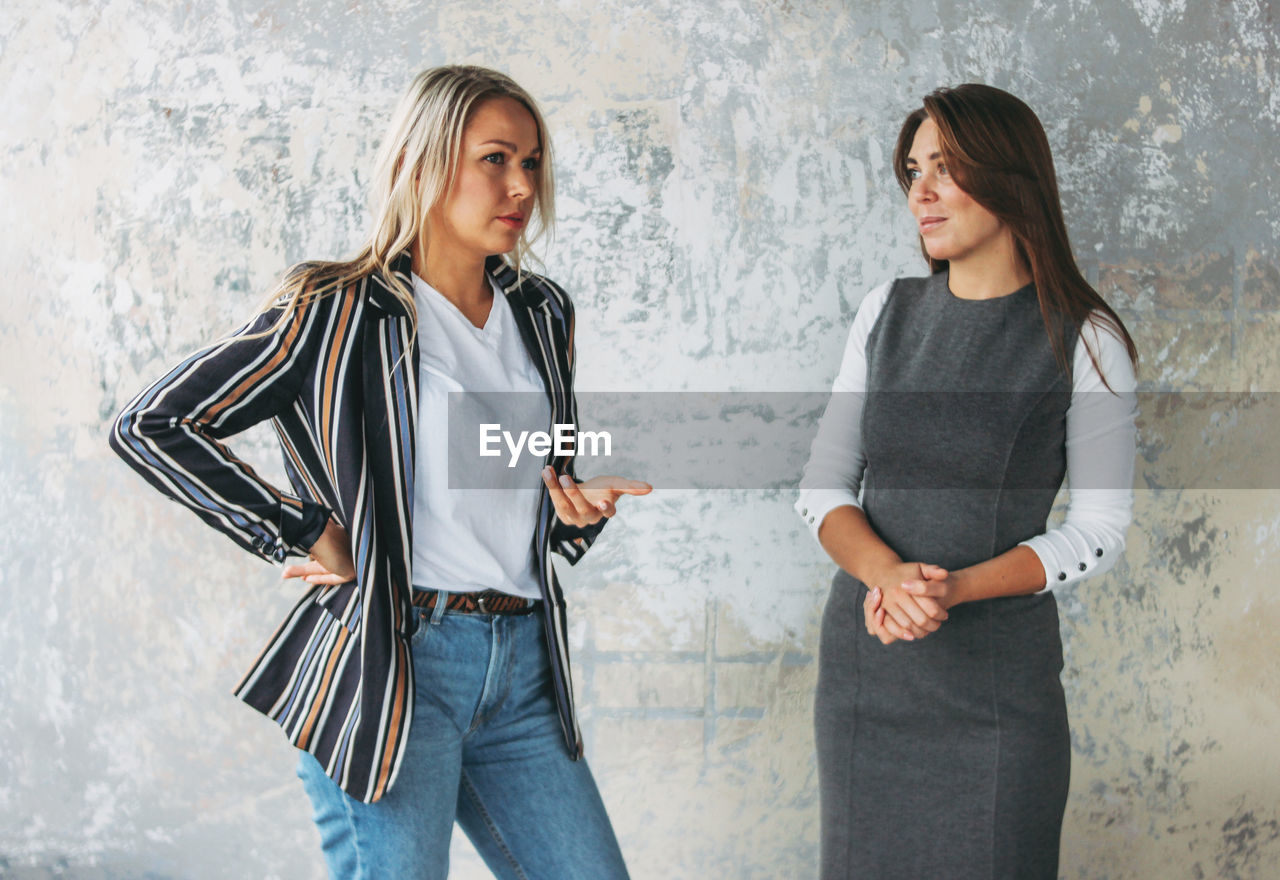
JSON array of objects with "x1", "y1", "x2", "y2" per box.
[
  {"x1": 906, "y1": 167, "x2": 921, "y2": 180},
  {"x1": 521, "y1": 157, "x2": 540, "y2": 170},
  {"x1": 482, "y1": 152, "x2": 505, "y2": 165},
  {"x1": 937, "y1": 163, "x2": 949, "y2": 177}
]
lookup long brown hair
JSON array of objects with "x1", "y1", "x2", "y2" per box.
[
  {"x1": 253, "y1": 65, "x2": 554, "y2": 337},
  {"x1": 892, "y1": 84, "x2": 1137, "y2": 382}
]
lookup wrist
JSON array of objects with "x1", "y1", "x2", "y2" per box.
[
  {"x1": 309, "y1": 517, "x2": 340, "y2": 553},
  {"x1": 860, "y1": 559, "x2": 905, "y2": 593},
  {"x1": 947, "y1": 568, "x2": 976, "y2": 607}
]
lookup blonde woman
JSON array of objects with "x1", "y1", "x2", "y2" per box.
[{"x1": 110, "y1": 65, "x2": 647, "y2": 878}]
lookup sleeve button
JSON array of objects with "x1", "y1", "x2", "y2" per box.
[
  {"x1": 808, "y1": 516, "x2": 815, "y2": 524},
  {"x1": 1078, "y1": 562, "x2": 1087, "y2": 571},
  {"x1": 801, "y1": 508, "x2": 809, "y2": 516},
  {"x1": 1057, "y1": 571, "x2": 1067, "y2": 581},
  {"x1": 1095, "y1": 548, "x2": 1104, "y2": 557}
]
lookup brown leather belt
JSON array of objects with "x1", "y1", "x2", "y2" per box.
[{"x1": 411, "y1": 589, "x2": 538, "y2": 615}]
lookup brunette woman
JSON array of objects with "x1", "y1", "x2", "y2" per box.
[
  {"x1": 111, "y1": 65, "x2": 647, "y2": 878},
  {"x1": 797, "y1": 84, "x2": 1138, "y2": 878}
]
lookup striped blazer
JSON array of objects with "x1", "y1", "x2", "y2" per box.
[{"x1": 110, "y1": 253, "x2": 602, "y2": 802}]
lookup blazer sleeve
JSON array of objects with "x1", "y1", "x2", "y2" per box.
[
  {"x1": 108, "y1": 295, "x2": 332, "y2": 564},
  {"x1": 546, "y1": 281, "x2": 608, "y2": 565}
]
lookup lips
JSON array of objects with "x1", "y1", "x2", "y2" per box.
[
  {"x1": 497, "y1": 214, "x2": 525, "y2": 229},
  {"x1": 917, "y1": 216, "x2": 947, "y2": 233}
]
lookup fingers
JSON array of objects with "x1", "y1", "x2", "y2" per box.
[
  {"x1": 584, "y1": 475, "x2": 653, "y2": 496},
  {"x1": 868, "y1": 604, "x2": 907, "y2": 645},
  {"x1": 303, "y1": 572, "x2": 349, "y2": 585},
  {"x1": 864, "y1": 588, "x2": 900, "y2": 645},
  {"x1": 281, "y1": 560, "x2": 348, "y2": 586},
  {"x1": 579, "y1": 477, "x2": 650, "y2": 517},
  {"x1": 879, "y1": 586, "x2": 949, "y2": 641},
  {"x1": 879, "y1": 607, "x2": 911, "y2": 643},
  {"x1": 899, "y1": 582, "x2": 950, "y2": 621},
  {"x1": 544, "y1": 469, "x2": 654, "y2": 525},
  {"x1": 558, "y1": 473, "x2": 606, "y2": 515},
  {"x1": 881, "y1": 599, "x2": 921, "y2": 638},
  {"x1": 282, "y1": 560, "x2": 326, "y2": 579},
  {"x1": 914, "y1": 596, "x2": 948, "y2": 623},
  {"x1": 542, "y1": 467, "x2": 603, "y2": 527},
  {"x1": 876, "y1": 606, "x2": 893, "y2": 644},
  {"x1": 863, "y1": 587, "x2": 881, "y2": 637},
  {"x1": 896, "y1": 593, "x2": 936, "y2": 629},
  {"x1": 901, "y1": 578, "x2": 945, "y2": 599},
  {"x1": 899, "y1": 595, "x2": 942, "y2": 633},
  {"x1": 920, "y1": 563, "x2": 949, "y2": 579},
  {"x1": 611, "y1": 478, "x2": 653, "y2": 496}
]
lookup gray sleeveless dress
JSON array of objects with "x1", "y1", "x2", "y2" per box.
[{"x1": 815, "y1": 272, "x2": 1076, "y2": 879}]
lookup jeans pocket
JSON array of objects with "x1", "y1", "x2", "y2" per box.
[{"x1": 410, "y1": 609, "x2": 430, "y2": 646}]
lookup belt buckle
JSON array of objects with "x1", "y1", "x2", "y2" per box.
[{"x1": 475, "y1": 593, "x2": 491, "y2": 614}]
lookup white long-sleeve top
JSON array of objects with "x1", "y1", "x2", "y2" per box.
[{"x1": 795, "y1": 281, "x2": 1138, "y2": 590}]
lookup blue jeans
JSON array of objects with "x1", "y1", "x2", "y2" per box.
[{"x1": 296, "y1": 601, "x2": 629, "y2": 879}]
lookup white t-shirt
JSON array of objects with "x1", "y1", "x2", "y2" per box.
[
  {"x1": 410, "y1": 272, "x2": 550, "y2": 600},
  {"x1": 795, "y1": 281, "x2": 1138, "y2": 591}
]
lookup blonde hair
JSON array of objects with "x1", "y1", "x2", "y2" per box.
[{"x1": 257, "y1": 65, "x2": 554, "y2": 333}]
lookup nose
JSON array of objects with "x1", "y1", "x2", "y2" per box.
[
  {"x1": 909, "y1": 170, "x2": 937, "y2": 207},
  {"x1": 508, "y1": 165, "x2": 534, "y2": 201}
]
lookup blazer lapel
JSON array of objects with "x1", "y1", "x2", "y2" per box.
[
  {"x1": 361, "y1": 254, "x2": 418, "y2": 608},
  {"x1": 490, "y1": 256, "x2": 564, "y2": 433}
]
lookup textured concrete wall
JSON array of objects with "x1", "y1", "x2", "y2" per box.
[{"x1": 2, "y1": 0, "x2": 1277, "y2": 877}]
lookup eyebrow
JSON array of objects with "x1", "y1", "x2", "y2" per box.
[
  {"x1": 477, "y1": 139, "x2": 541, "y2": 154},
  {"x1": 904, "y1": 151, "x2": 943, "y2": 165}
]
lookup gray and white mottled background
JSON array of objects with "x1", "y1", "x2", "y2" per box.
[{"x1": 2, "y1": 0, "x2": 1278, "y2": 877}]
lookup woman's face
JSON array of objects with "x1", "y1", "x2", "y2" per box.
[
  {"x1": 428, "y1": 96, "x2": 541, "y2": 259},
  {"x1": 905, "y1": 116, "x2": 1008, "y2": 266}
]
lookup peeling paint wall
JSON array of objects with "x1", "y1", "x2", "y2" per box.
[{"x1": 2, "y1": 0, "x2": 1278, "y2": 877}]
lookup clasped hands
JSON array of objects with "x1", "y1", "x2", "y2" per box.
[
  {"x1": 863, "y1": 561, "x2": 959, "y2": 645},
  {"x1": 282, "y1": 467, "x2": 651, "y2": 586}
]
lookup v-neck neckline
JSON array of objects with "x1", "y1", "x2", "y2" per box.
[{"x1": 414, "y1": 272, "x2": 503, "y2": 339}]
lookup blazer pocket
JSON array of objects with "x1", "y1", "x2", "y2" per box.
[{"x1": 313, "y1": 580, "x2": 360, "y2": 632}]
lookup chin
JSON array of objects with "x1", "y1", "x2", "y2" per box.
[
  {"x1": 464, "y1": 238, "x2": 518, "y2": 259},
  {"x1": 489, "y1": 234, "x2": 522, "y2": 255}
]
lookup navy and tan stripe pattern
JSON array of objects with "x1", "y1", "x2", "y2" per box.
[{"x1": 110, "y1": 252, "x2": 603, "y2": 802}]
